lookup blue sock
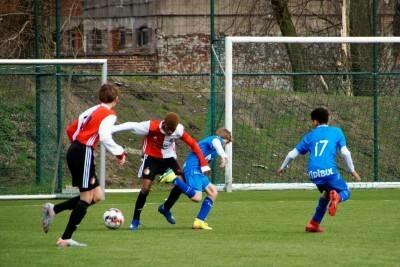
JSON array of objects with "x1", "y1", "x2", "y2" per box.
[
  {"x1": 312, "y1": 197, "x2": 329, "y2": 223},
  {"x1": 173, "y1": 178, "x2": 196, "y2": 198},
  {"x1": 197, "y1": 196, "x2": 213, "y2": 221},
  {"x1": 339, "y1": 190, "x2": 351, "y2": 202}
]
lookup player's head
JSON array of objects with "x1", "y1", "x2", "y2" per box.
[
  {"x1": 311, "y1": 107, "x2": 329, "y2": 125},
  {"x1": 216, "y1": 128, "x2": 232, "y2": 144},
  {"x1": 162, "y1": 112, "x2": 180, "y2": 135},
  {"x1": 99, "y1": 83, "x2": 120, "y2": 105}
]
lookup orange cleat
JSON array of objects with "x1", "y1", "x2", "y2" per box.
[
  {"x1": 328, "y1": 190, "x2": 341, "y2": 216},
  {"x1": 305, "y1": 220, "x2": 324, "y2": 233}
]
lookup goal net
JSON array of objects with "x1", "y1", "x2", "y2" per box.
[
  {"x1": 213, "y1": 36, "x2": 400, "y2": 191},
  {"x1": 0, "y1": 59, "x2": 108, "y2": 199}
]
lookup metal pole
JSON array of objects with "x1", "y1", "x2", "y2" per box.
[
  {"x1": 209, "y1": 0, "x2": 217, "y2": 183},
  {"x1": 55, "y1": 0, "x2": 63, "y2": 192},
  {"x1": 100, "y1": 62, "x2": 108, "y2": 199},
  {"x1": 372, "y1": 0, "x2": 379, "y2": 181},
  {"x1": 224, "y1": 38, "x2": 233, "y2": 192},
  {"x1": 34, "y1": 0, "x2": 41, "y2": 185},
  {"x1": 210, "y1": 0, "x2": 216, "y2": 136}
]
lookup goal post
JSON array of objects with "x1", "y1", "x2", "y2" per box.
[
  {"x1": 222, "y1": 36, "x2": 400, "y2": 191},
  {"x1": 0, "y1": 59, "x2": 109, "y2": 199}
]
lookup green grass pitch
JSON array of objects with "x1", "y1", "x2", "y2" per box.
[{"x1": 0, "y1": 189, "x2": 399, "y2": 267}]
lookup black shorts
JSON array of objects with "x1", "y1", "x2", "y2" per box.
[
  {"x1": 66, "y1": 141, "x2": 99, "y2": 192},
  {"x1": 138, "y1": 155, "x2": 182, "y2": 181}
]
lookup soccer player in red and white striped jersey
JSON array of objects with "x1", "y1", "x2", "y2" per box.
[
  {"x1": 42, "y1": 84, "x2": 127, "y2": 247},
  {"x1": 112, "y1": 112, "x2": 210, "y2": 230}
]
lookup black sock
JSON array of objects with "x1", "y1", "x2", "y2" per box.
[
  {"x1": 133, "y1": 191, "x2": 148, "y2": 221},
  {"x1": 54, "y1": 196, "x2": 80, "y2": 214},
  {"x1": 163, "y1": 186, "x2": 182, "y2": 210},
  {"x1": 61, "y1": 200, "x2": 89, "y2": 240}
]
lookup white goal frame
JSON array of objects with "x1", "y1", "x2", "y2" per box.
[
  {"x1": 0, "y1": 59, "x2": 111, "y2": 200},
  {"x1": 223, "y1": 36, "x2": 400, "y2": 192}
]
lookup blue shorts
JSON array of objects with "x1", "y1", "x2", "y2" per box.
[
  {"x1": 314, "y1": 173, "x2": 349, "y2": 194},
  {"x1": 183, "y1": 168, "x2": 211, "y2": 192}
]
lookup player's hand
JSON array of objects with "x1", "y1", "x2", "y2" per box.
[
  {"x1": 351, "y1": 170, "x2": 361, "y2": 181},
  {"x1": 116, "y1": 152, "x2": 127, "y2": 166},
  {"x1": 276, "y1": 168, "x2": 285, "y2": 176}
]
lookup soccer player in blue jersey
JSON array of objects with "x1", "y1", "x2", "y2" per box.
[
  {"x1": 277, "y1": 107, "x2": 361, "y2": 233},
  {"x1": 158, "y1": 128, "x2": 232, "y2": 230}
]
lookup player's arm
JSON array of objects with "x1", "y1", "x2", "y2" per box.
[
  {"x1": 212, "y1": 138, "x2": 228, "y2": 168},
  {"x1": 99, "y1": 115, "x2": 127, "y2": 165},
  {"x1": 181, "y1": 132, "x2": 210, "y2": 173},
  {"x1": 339, "y1": 146, "x2": 361, "y2": 181},
  {"x1": 111, "y1": 121, "x2": 150, "y2": 136},
  {"x1": 276, "y1": 148, "x2": 300, "y2": 176}
]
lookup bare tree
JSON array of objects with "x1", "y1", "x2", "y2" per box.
[
  {"x1": 0, "y1": 1, "x2": 34, "y2": 58},
  {"x1": 270, "y1": 0, "x2": 307, "y2": 92},
  {"x1": 393, "y1": 0, "x2": 400, "y2": 64},
  {"x1": 349, "y1": 0, "x2": 373, "y2": 96}
]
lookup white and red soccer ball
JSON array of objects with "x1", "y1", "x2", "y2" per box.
[{"x1": 103, "y1": 208, "x2": 124, "y2": 229}]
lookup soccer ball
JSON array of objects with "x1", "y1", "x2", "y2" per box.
[{"x1": 103, "y1": 208, "x2": 124, "y2": 229}]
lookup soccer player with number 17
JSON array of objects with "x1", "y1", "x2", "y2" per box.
[{"x1": 277, "y1": 107, "x2": 361, "y2": 233}]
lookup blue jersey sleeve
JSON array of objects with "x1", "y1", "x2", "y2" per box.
[{"x1": 295, "y1": 133, "x2": 310, "y2": 155}]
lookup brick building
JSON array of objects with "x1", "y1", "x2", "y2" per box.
[{"x1": 61, "y1": 0, "x2": 396, "y2": 73}]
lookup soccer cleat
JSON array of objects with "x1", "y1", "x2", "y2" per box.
[
  {"x1": 158, "y1": 204, "x2": 176, "y2": 224},
  {"x1": 129, "y1": 219, "x2": 141, "y2": 231},
  {"x1": 159, "y1": 169, "x2": 177, "y2": 183},
  {"x1": 305, "y1": 220, "x2": 324, "y2": 233},
  {"x1": 192, "y1": 218, "x2": 212, "y2": 230},
  {"x1": 56, "y1": 238, "x2": 87, "y2": 247},
  {"x1": 42, "y1": 202, "x2": 55, "y2": 233},
  {"x1": 328, "y1": 190, "x2": 341, "y2": 216}
]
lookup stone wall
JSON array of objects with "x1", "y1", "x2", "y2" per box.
[{"x1": 156, "y1": 33, "x2": 210, "y2": 73}]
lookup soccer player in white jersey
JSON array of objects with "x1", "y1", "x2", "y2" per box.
[
  {"x1": 277, "y1": 107, "x2": 361, "y2": 233},
  {"x1": 112, "y1": 112, "x2": 210, "y2": 231},
  {"x1": 42, "y1": 84, "x2": 127, "y2": 247}
]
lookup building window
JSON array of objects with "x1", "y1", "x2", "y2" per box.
[
  {"x1": 118, "y1": 28, "x2": 126, "y2": 49},
  {"x1": 66, "y1": 27, "x2": 83, "y2": 54},
  {"x1": 92, "y1": 28, "x2": 103, "y2": 50},
  {"x1": 137, "y1": 26, "x2": 150, "y2": 47}
]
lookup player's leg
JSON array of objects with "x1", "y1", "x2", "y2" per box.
[
  {"x1": 58, "y1": 189, "x2": 94, "y2": 246},
  {"x1": 57, "y1": 144, "x2": 98, "y2": 246},
  {"x1": 305, "y1": 185, "x2": 328, "y2": 233},
  {"x1": 158, "y1": 159, "x2": 186, "y2": 224},
  {"x1": 131, "y1": 178, "x2": 152, "y2": 230},
  {"x1": 160, "y1": 169, "x2": 197, "y2": 200},
  {"x1": 42, "y1": 142, "x2": 83, "y2": 233},
  {"x1": 130, "y1": 155, "x2": 158, "y2": 230},
  {"x1": 193, "y1": 180, "x2": 217, "y2": 230},
  {"x1": 328, "y1": 174, "x2": 350, "y2": 216}
]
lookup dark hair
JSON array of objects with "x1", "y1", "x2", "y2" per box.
[
  {"x1": 311, "y1": 107, "x2": 329, "y2": 124},
  {"x1": 164, "y1": 112, "x2": 180, "y2": 131},
  {"x1": 98, "y1": 84, "x2": 120, "y2": 103}
]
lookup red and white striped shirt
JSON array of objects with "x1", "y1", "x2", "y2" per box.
[
  {"x1": 112, "y1": 120, "x2": 210, "y2": 172},
  {"x1": 66, "y1": 104, "x2": 124, "y2": 156}
]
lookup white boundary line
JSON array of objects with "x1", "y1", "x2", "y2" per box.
[{"x1": 1, "y1": 182, "x2": 399, "y2": 199}]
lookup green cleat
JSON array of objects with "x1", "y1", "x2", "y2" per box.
[{"x1": 159, "y1": 168, "x2": 177, "y2": 183}]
